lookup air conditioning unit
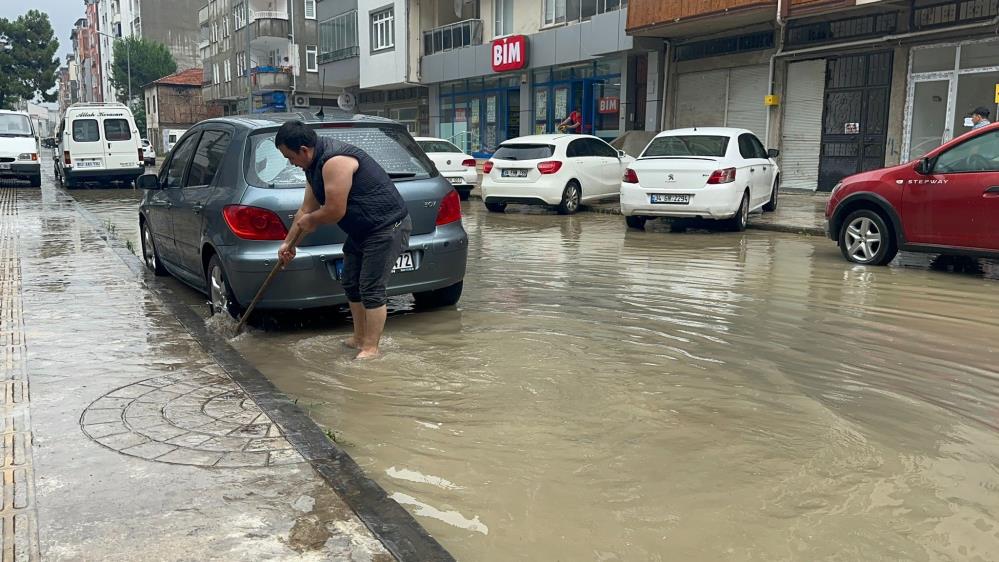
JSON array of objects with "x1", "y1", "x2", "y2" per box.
[{"x1": 292, "y1": 94, "x2": 309, "y2": 108}]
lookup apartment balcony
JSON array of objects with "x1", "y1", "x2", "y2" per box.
[
  {"x1": 319, "y1": 46, "x2": 359, "y2": 64},
  {"x1": 249, "y1": 16, "x2": 291, "y2": 41},
  {"x1": 423, "y1": 19, "x2": 483, "y2": 57},
  {"x1": 627, "y1": 0, "x2": 776, "y2": 38},
  {"x1": 251, "y1": 67, "x2": 292, "y2": 91}
]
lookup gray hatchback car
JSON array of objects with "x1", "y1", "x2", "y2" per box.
[{"x1": 136, "y1": 113, "x2": 468, "y2": 316}]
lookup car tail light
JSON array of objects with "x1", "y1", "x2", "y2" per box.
[
  {"x1": 462, "y1": 159, "x2": 476, "y2": 168},
  {"x1": 483, "y1": 160, "x2": 494, "y2": 174},
  {"x1": 707, "y1": 167, "x2": 736, "y2": 184},
  {"x1": 222, "y1": 205, "x2": 289, "y2": 240},
  {"x1": 623, "y1": 168, "x2": 639, "y2": 183},
  {"x1": 64, "y1": 151, "x2": 71, "y2": 165},
  {"x1": 436, "y1": 190, "x2": 462, "y2": 226},
  {"x1": 537, "y1": 160, "x2": 563, "y2": 174}
]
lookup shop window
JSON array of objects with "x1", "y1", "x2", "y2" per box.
[
  {"x1": 960, "y1": 39, "x2": 999, "y2": 70},
  {"x1": 911, "y1": 45, "x2": 956, "y2": 73}
]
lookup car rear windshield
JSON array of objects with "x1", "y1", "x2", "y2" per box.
[
  {"x1": 418, "y1": 140, "x2": 462, "y2": 153},
  {"x1": 0, "y1": 114, "x2": 33, "y2": 137},
  {"x1": 73, "y1": 119, "x2": 101, "y2": 142},
  {"x1": 104, "y1": 119, "x2": 132, "y2": 141},
  {"x1": 492, "y1": 144, "x2": 555, "y2": 161},
  {"x1": 246, "y1": 125, "x2": 435, "y2": 188},
  {"x1": 641, "y1": 136, "x2": 729, "y2": 158}
]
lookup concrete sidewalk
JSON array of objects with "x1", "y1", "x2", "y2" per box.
[
  {"x1": 581, "y1": 189, "x2": 830, "y2": 235},
  {"x1": 0, "y1": 181, "x2": 451, "y2": 560}
]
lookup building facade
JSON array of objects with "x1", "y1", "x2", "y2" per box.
[
  {"x1": 77, "y1": 5, "x2": 105, "y2": 104},
  {"x1": 144, "y1": 68, "x2": 221, "y2": 152},
  {"x1": 200, "y1": 0, "x2": 326, "y2": 115},
  {"x1": 627, "y1": 0, "x2": 999, "y2": 192},
  {"x1": 417, "y1": 0, "x2": 661, "y2": 156}
]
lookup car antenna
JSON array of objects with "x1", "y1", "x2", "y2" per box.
[{"x1": 316, "y1": 70, "x2": 327, "y2": 120}]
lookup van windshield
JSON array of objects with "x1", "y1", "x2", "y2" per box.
[
  {"x1": 246, "y1": 125, "x2": 435, "y2": 188},
  {"x1": 0, "y1": 114, "x2": 33, "y2": 137}
]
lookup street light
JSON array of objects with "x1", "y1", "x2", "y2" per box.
[{"x1": 98, "y1": 31, "x2": 131, "y2": 102}]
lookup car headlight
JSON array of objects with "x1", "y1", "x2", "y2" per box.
[{"x1": 17, "y1": 153, "x2": 38, "y2": 161}]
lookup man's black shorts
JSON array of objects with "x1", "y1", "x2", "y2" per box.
[{"x1": 341, "y1": 215, "x2": 412, "y2": 309}]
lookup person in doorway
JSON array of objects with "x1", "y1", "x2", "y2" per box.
[
  {"x1": 275, "y1": 120, "x2": 412, "y2": 360},
  {"x1": 559, "y1": 106, "x2": 583, "y2": 133},
  {"x1": 970, "y1": 106, "x2": 992, "y2": 130}
]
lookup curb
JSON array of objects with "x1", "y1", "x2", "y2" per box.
[{"x1": 62, "y1": 190, "x2": 454, "y2": 562}]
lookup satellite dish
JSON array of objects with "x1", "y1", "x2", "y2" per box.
[{"x1": 337, "y1": 92, "x2": 356, "y2": 111}]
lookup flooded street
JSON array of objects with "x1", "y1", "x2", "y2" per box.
[{"x1": 72, "y1": 190, "x2": 999, "y2": 561}]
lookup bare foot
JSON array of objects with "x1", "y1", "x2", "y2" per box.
[
  {"x1": 355, "y1": 348, "x2": 380, "y2": 360},
  {"x1": 343, "y1": 337, "x2": 360, "y2": 349}
]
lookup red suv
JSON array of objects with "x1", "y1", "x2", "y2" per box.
[{"x1": 826, "y1": 122, "x2": 999, "y2": 265}]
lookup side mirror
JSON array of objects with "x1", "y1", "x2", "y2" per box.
[
  {"x1": 617, "y1": 149, "x2": 626, "y2": 158},
  {"x1": 767, "y1": 148, "x2": 780, "y2": 159},
  {"x1": 136, "y1": 173, "x2": 160, "y2": 190},
  {"x1": 916, "y1": 157, "x2": 933, "y2": 175}
]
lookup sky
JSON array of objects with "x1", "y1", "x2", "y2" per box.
[{"x1": 3, "y1": 0, "x2": 85, "y2": 106}]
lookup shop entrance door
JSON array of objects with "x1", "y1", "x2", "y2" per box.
[
  {"x1": 817, "y1": 51, "x2": 893, "y2": 191},
  {"x1": 506, "y1": 88, "x2": 520, "y2": 140}
]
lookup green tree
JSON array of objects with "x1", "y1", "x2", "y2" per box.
[
  {"x1": 110, "y1": 37, "x2": 176, "y2": 102},
  {"x1": 131, "y1": 100, "x2": 147, "y2": 137},
  {"x1": 0, "y1": 10, "x2": 60, "y2": 109}
]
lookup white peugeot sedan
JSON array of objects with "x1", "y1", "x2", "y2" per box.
[
  {"x1": 481, "y1": 134, "x2": 634, "y2": 214},
  {"x1": 415, "y1": 137, "x2": 478, "y2": 200},
  {"x1": 620, "y1": 128, "x2": 780, "y2": 231}
]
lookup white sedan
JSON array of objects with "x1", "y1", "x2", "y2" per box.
[
  {"x1": 481, "y1": 134, "x2": 634, "y2": 214},
  {"x1": 415, "y1": 137, "x2": 479, "y2": 200},
  {"x1": 620, "y1": 128, "x2": 780, "y2": 231}
]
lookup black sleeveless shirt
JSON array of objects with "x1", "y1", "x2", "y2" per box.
[{"x1": 306, "y1": 137, "x2": 408, "y2": 240}]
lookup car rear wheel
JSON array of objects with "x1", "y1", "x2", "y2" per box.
[
  {"x1": 839, "y1": 209, "x2": 898, "y2": 266},
  {"x1": 29, "y1": 175, "x2": 40, "y2": 188},
  {"x1": 485, "y1": 201, "x2": 507, "y2": 213},
  {"x1": 457, "y1": 189, "x2": 470, "y2": 201},
  {"x1": 558, "y1": 181, "x2": 581, "y2": 215},
  {"x1": 724, "y1": 192, "x2": 750, "y2": 232},
  {"x1": 625, "y1": 215, "x2": 647, "y2": 230},
  {"x1": 763, "y1": 178, "x2": 779, "y2": 212},
  {"x1": 140, "y1": 220, "x2": 167, "y2": 276},
  {"x1": 413, "y1": 281, "x2": 463, "y2": 309},
  {"x1": 207, "y1": 254, "x2": 243, "y2": 318}
]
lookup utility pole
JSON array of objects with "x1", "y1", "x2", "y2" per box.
[{"x1": 245, "y1": 3, "x2": 252, "y2": 114}]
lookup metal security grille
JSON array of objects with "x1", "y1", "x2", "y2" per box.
[{"x1": 818, "y1": 52, "x2": 893, "y2": 191}]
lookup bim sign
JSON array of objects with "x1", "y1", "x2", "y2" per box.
[{"x1": 492, "y1": 35, "x2": 528, "y2": 72}]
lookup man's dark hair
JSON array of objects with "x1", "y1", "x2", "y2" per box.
[
  {"x1": 973, "y1": 106, "x2": 991, "y2": 119},
  {"x1": 275, "y1": 120, "x2": 318, "y2": 151}
]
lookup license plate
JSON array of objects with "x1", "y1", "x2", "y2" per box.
[
  {"x1": 651, "y1": 193, "x2": 690, "y2": 204},
  {"x1": 0, "y1": 164, "x2": 10, "y2": 170},
  {"x1": 74, "y1": 160, "x2": 102, "y2": 169},
  {"x1": 393, "y1": 251, "x2": 415, "y2": 273},
  {"x1": 501, "y1": 169, "x2": 528, "y2": 178},
  {"x1": 333, "y1": 251, "x2": 416, "y2": 279},
  {"x1": 447, "y1": 177, "x2": 463, "y2": 185}
]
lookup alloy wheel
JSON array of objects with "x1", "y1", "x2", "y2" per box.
[
  {"x1": 564, "y1": 184, "x2": 580, "y2": 212},
  {"x1": 209, "y1": 265, "x2": 230, "y2": 315},
  {"x1": 845, "y1": 216, "x2": 882, "y2": 263}
]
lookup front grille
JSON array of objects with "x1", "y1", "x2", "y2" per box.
[{"x1": 0, "y1": 158, "x2": 14, "y2": 163}]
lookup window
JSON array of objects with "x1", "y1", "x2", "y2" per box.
[
  {"x1": 738, "y1": 134, "x2": 760, "y2": 159},
  {"x1": 236, "y1": 51, "x2": 246, "y2": 76},
  {"x1": 246, "y1": 125, "x2": 433, "y2": 188},
  {"x1": 306, "y1": 45, "x2": 318, "y2": 72},
  {"x1": 417, "y1": 140, "x2": 463, "y2": 153},
  {"x1": 934, "y1": 131, "x2": 999, "y2": 173},
  {"x1": 319, "y1": 10, "x2": 359, "y2": 63},
  {"x1": 153, "y1": 94, "x2": 157, "y2": 114},
  {"x1": 233, "y1": 3, "x2": 246, "y2": 28},
  {"x1": 494, "y1": 0, "x2": 512, "y2": 36},
  {"x1": 164, "y1": 134, "x2": 199, "y2": 188},
  {"x1": 641, "y1": 136, "x2": 730, "y2": 158},
  {"x1": 749, "y1": 135, "x2": 768, "y2": 159},
  {"x1": 493, "y1": 144, "x2": 556, "y2": 160},
  {"x1": 213, "y1": 63, "x2": 220, "y2": 85},
  {"x1": 370, "y1": 7, "x2": 394, "y2": 52},
  {"x1": 543, "y1": 0, "x2": 625, "y2": 26},
  {"x1": 72, "y1": 119, "x2": 100, "y2": 142},
  {"x1": 304, "y1": 0, "x2": 317, "y2": 20},
  {"x1": 222, "y1": 16, "x2": 229, "y2": 37},
  {"x1": 224, "y1": 59, "x2": 232, "y2": 82},
  {"x1": 589, "y1": 138, "x2": 619, "y2": 158},
  {"x1": 104, "y1": 119, "x2": 131, "y2": 141},
  {"x1": 566, "y1": 139, "x2": 594, "y2": 157},
  {"x1": 391, "y1": 107, "x2": 418, "y2": 133},
  {"x1": 186, "y1": 130, "x2": 231, "y2": 186}
]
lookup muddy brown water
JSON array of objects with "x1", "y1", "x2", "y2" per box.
[{"x1": 74, "y1": 191, "x2": 999, "y2": 561}]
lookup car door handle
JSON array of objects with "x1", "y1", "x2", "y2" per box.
[
  {"x1": 750, "y1": 168, "x2": 756, "y2": 172},
  {"x1": 193, "y1": 203, "x2": 204, "y2": 213},
  {"x1": 984, "y1": 186, "x2": 999, "y2": 197}
]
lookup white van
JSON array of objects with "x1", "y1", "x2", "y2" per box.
[
  {"x1": 0, "y1": 110, "x2": 41, "y2": 187},
  {"x1": 56, "y1": 102, "x2": 144, "y2": 188}
]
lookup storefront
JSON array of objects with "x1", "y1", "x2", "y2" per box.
[
  {"x1": 438, "y1": 75, "x2": 521, "y2": 158},
  {"x1": 903, "y1": 37, "x2": 999, "y2": 162},
  {"x1": 531, "y1": 59, "x2": 623, "y2": 139}
]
